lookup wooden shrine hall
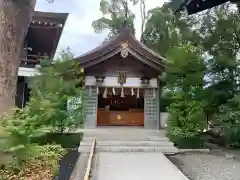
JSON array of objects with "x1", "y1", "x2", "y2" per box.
[{"x1": 75, "y1": 28, "x2": 166, "y2": 129}]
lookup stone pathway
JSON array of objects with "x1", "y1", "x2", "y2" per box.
[
  {"x1": 93, "y1": 152, "x2": 189, "y2": 180},
  {"x1": 77, "y1": 127, "x2": 187, "y2": 180},
  {"x1": 79, "y1": 127, "x2": 178, "y2": 154},
  {"x1": 69, "y1": 153, "x2": 88, "y2": 180}
]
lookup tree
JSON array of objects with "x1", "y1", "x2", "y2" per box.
[
  {"x1": 142, "y1": 4, "x2": 179, "y2": 56},
  {"x1": 167, "y1": 93, "x2": 206, "y2": 148},
  {"x1": 0, "y1": 0, "x2": 57, "y2": 116},
  {"x1": 141, "y1": 3, "x2": 201, "y2": 56},
  {"x1": 166, "y1": 45, "x2": 205, "y2": 96},
  {"x1": 165, "y1": 45, "x2": 206, "y2": 148},
  {"x1": 143, "y1": 3, "x2": 240, "y2": 115},
  {"x1": 196, "y1": 4, "x2": 240, "y2": 116},
  {"x1": 0, "y1": 0, "x2": 37, "y2": 115},
  {"x1": 139, "y1": 0, "x2": 146, "y2": 35},
  {"x1": 217, "y1": 94, "x2": 240, "y2": 148},
  {"x1": 92, "y1": 0, "x2": 138, "y2": 38},
  {"x1": 28, "y1": 50, "x2": 84, "y2": 133}
]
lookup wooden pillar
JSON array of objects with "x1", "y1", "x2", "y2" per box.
[{"x1": 15, "y1": 76, "x2": 27, "y2": 108}]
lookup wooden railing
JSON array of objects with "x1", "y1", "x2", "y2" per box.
[
  {"x1": 84, "y1": 137, "x2": 97, "y2": 180},
  {"x1": 20, "y1": 54, "x2": 51, "y2": 68}
]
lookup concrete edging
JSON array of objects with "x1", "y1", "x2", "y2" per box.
[
  {"x1": 161, "y1": 153, "x2": 190, "y2": 180},
  {"x1": 178, "y1": 149, "x2": 210, "y2": 153}
]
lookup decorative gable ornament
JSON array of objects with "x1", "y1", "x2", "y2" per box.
[
  {"x1": 121, "y1": 42, "x2": 128, "y2": 48},
  {"x1": 120, "y1": 42, "x2": 129, "y2": 58},
  {"x1": 121, "y1": 49, "x2": 128, "y2": 58}
]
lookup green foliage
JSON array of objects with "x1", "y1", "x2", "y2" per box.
[
  {"x1": 0, "y1": 145, "x2": 66, "y2": 180},
  {"x1": 166, "y1": 45, "x2": 205, "y2": 95},
  {"x1": 142, "y1": 4, "x2": 179, "y2": 56},
  {"x1": 27, "y1": 50, "x2": 85, "y2": 133},
  {"x1": 218, "y1": 95, "x2": 240, "y2": 148},
  {"x1": 0, "y1": 109, "x2": 47, "y2": 169},
  {"x1": 92, "y1": 0, "x2": 137, "y2": 38},
  {"x1": 163, "y1": 45, "x2": 206, "y2": 148},
  {"x1": 31, "y1": 132, "x2": 83, "y2": 148},
  {"x1": 199, "y1": 4, "x2": 240, "y2": 111},
  {"x1": 142, "y1": 2, "x2": 240, "y2": 148},
  {"x1": 160, "y1": 91, "x2": 173, "y2": 112},
  {"x1": 141, "y1": 3, "x2": 201, "y2": 56},
  {"x1": 0, "y1": 50, "x2": 84, "y2": 174},
  {"x1": 167, "y1": 93, "x2": 206, "y2": 148},
  {"x1": 0, "y1": 109, "x2": 67, "y2": 176}
]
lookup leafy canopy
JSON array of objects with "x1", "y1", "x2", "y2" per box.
[
  {"x1": 92, "y1": 0, "x2": 138, "y2": 38},
  {"x1": 28, "y1": 50, "x2": 85, "y2": 133}
]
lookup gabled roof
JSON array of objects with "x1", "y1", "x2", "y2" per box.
[
  {"x1": 29, "y1": 11, "x2": 69, "y2": 58},
  {"x1": 75, "y1": 28, "x2": 167, "y2": 71},
  {"x1": 171, "y1": 0, "x2": 229, "y2": 15},
  {"x1": 33, "y1": 11, "x2": 69, "y2": 24}
]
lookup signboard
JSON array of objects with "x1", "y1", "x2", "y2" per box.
[{"x1": 117, "y1": 71, "x2": 127, "y2": 85}]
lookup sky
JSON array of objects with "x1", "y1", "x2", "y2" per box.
[{"x1": 35, "y1": 0, "x2": 168, "y2": 58}]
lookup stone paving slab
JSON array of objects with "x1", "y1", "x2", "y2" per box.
[
  {"x1": 95, "y1": 152, "x2": 189, "y2": 180},
  {"x1": 69, "y1": 153, "x2": 88, "y2": 180}
]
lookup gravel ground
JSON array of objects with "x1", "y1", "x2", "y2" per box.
[{"x1": 168, "y1": 152, "x2": 240, "y2": 180}]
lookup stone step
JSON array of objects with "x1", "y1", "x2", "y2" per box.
[
  {"x1": 82, "y1": 136, "x2": 169, "y2": 141},
  {"x1": 78, "y1": 146, "x2": 179, "y2": 154},
  {"x1": 80, "y1": 140, "x2": 174, "y2": 146}
]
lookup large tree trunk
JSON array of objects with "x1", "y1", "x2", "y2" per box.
[{"x1": 0, "y1": 0, "x2": 36, "y2": 115}]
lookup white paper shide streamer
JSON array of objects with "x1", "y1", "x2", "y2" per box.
[
  {"x1": 121, "y1": 86, "x2": 124, "y2": 98},
  {"x1": 131, "y1": 88, "x2": 134, "y2": 96},
  {"x1": 97, "y1": 86, "x2": 99, "y2": 95},
  {"x1": 137, "y1": 88, "x2": 140, "y2": 99},
  {"x1": 112, "y1": 87, "x2": 116, "y2": 95},
  {"x1": 103, "y1": 87, "x2": 108, "y2": 98}
]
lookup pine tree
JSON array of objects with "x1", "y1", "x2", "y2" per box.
[{"x1": 27, "y1": 50, "x2": 85, "y2": 133}]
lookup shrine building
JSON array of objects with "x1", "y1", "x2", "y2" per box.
[{"x1": 75, "y1": 28, "x2": 166, "y2": 129}]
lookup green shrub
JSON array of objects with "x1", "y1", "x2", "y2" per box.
[
  {"x1": 160, "y1": 92, "x2": 173, "y2": 112},
  {"x1": 31, "y1": 132, "x2": 83, "y2": 148},
  {"x1": 26, "y1": 50, "x2": 85, "y2": 134},
  {"x1": 0, "y1": 145, "x2": 66, "y2": 180},
  {"x1": 167, "y1": 94, "x2": 206, "y2": 148},
  {"x1": 217, "y1": 95, "x2": 240, "y2": 148},
  {"x1": 0, "y1": 110, "x2": 47, "y2": 169}
]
